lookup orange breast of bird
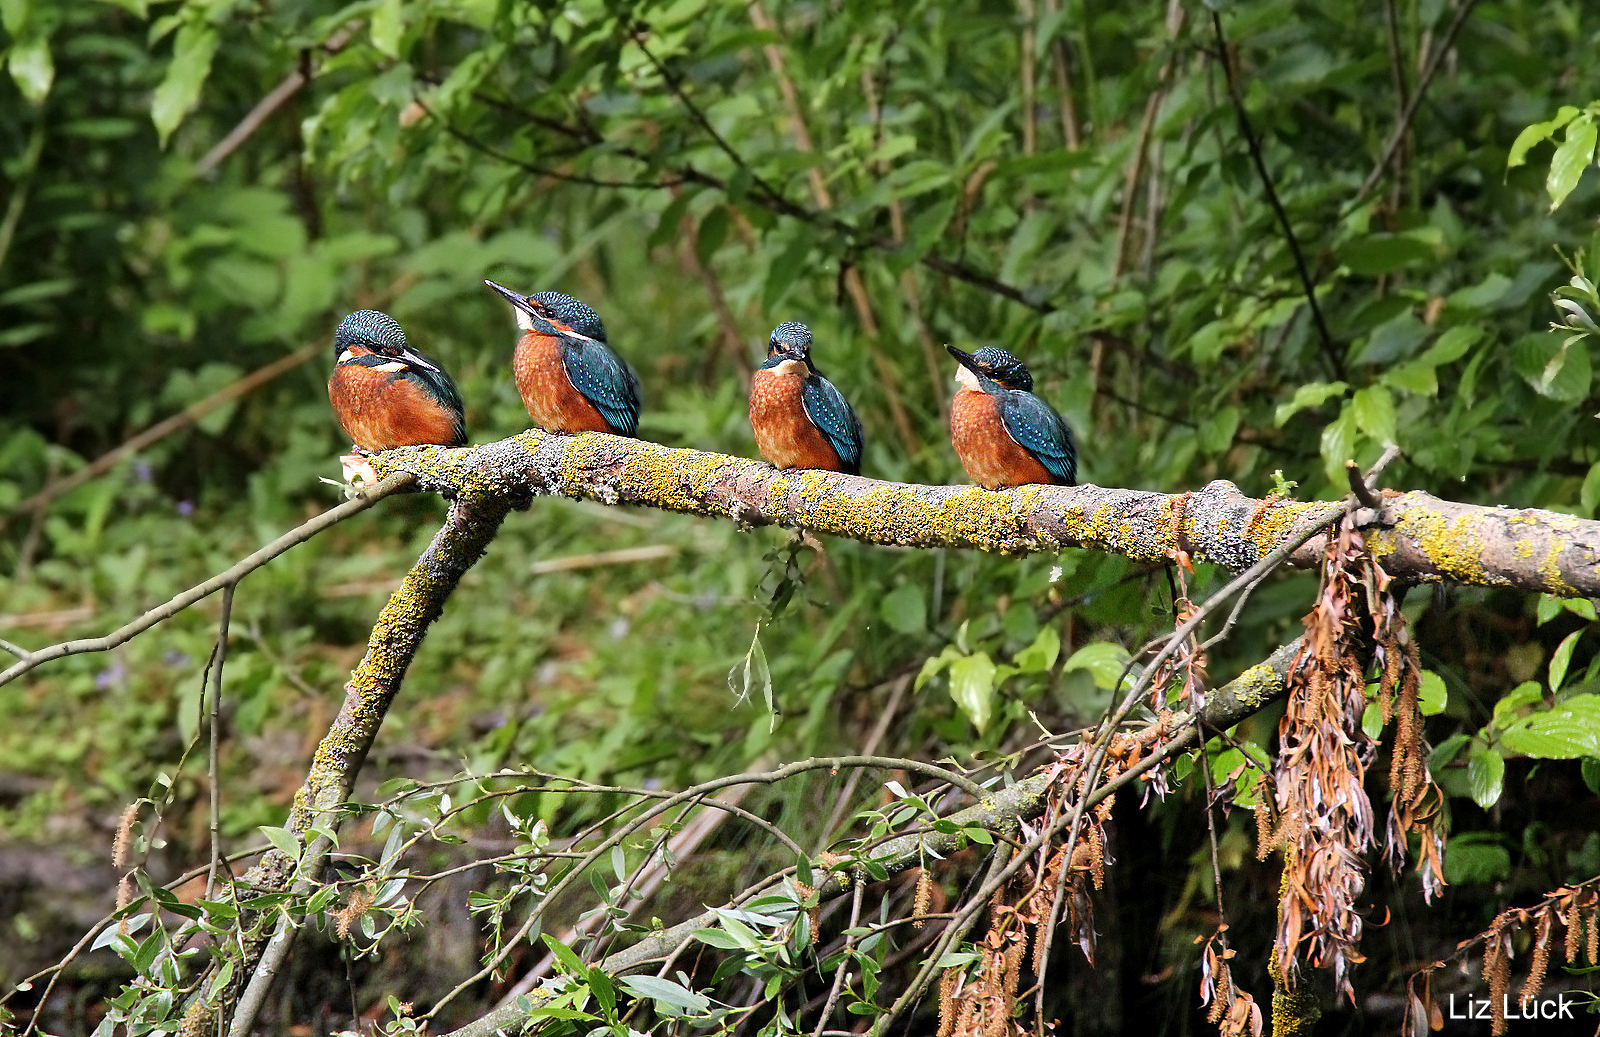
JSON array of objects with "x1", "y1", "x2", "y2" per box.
[
  {"x1": 950, "y1": 388, "x2": 1055, "y2": 490},
  {"x1": 330, "y1": 365, "x2": 459, "y2": 451},
  {"x1": 514, "y1": 332, "x2": 611, "y2": 434},
  {"x1": 750, "y1": 367, "x2": 844, "y2": 471}
]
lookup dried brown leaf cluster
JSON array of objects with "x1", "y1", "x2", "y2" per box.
[
  {"x1": 1273, "y1": 518, "x2": 1380, "y2": 997},
  {"x1": 1263, "y1": 509, "x2": 1448, "y2": 1008},
  {"x1": 1404, "y1": 879, "x2": 1600, "y2": 1036},
  {"x1": 936, "y1": 836, "x2": 1094, "y2": 1037},
  {"x1": 1198, "y1": 926, "x2": 1263, "y2": 1037},
  {"x1": 331, "y1": 883, "x2": 377, "y2": 940},
  {"x1": 1376, "y1": 593, "x2": 1446, "y2": 901},
  {"x1": 935, "y1": 768, "x2": 1114, "y2": 1037}
]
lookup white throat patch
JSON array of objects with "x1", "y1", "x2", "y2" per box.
[{"x1": 955, "y1": 365, "x2": 982, "y2": 391}]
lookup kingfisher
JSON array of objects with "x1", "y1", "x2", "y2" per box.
[
  {"x1": 484, "y1": 281, "x2": 642, "y2": 437},
  {"x1": 947, "y1": 345, "x2": 1076, "y2": 490},
  {"x1": 749, "y1": 322, "x2": 864, "y2": 475},
  {"x1": 327, "y1": 309, "x2": 467, "y2": 453}
]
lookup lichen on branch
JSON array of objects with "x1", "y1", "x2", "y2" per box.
[{"x1": 364, "y1": 431, "x2": 1600, "y2": 597}]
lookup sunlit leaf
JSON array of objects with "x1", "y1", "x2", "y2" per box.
[{"x1": 150, "y1": 22, "x2": 218, "y2": 146}]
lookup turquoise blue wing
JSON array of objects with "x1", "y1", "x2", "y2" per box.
[
  {"x1": 563, "y1": 339, "x2": 643, "y2": 436},
  {"x1": 998, "y1": 391, "x2": 1076, "y2": 485},
  {"x1": 800, "y1": 374, "x2": 865, "y2": 475},
  {"x1": 350, "y1": 352, "x2": 467, "y2": 446}
]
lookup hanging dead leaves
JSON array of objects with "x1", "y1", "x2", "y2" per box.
[
  {"x1": 1263, "y1": 509, "x2": 1446, "y2": 1007},
  {"x1": 1404, "y1": 879, "x2": 1600, "y2": 1036}
]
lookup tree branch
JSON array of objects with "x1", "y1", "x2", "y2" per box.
[
  {"x1": 224, "y1": 491, "x2": 512, "y2": 1036},
  {"x1": 364, "y1": 432, "x2": 1600, "y2": 598},
  {"x1": 1211, "y1": 9, "x2": 1342, "y2": 380},
  {"x1": 444, "y1": 636, "x2": 1307, "y2": 1037},
  {"x1": 0, "y1": 473, "x2": 416, "y2": 687}
]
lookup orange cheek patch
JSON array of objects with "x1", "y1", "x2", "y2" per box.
[
  {"x1": 950, "y1": 390, "x2": 1056, "y2": 490},
  {"x1": 514, "y1": 333, "x2": 612, "y2": 434},
  {"x1": 749, "y1": 369, "x2": 845, "y2": 471}
]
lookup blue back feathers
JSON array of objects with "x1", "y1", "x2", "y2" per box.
[
  {"x1": 953, "y1": 344, "x2": 1076, "y2": 485},
  {"x1": 997, "y1": 392, "x2": 1075, "y2": 485},
  {"x1": 765, "y1": 322, "x2": 864, "y2": 474},
  {"x1": 535, "y1": 291, "x2": 642, "y2": 437}
]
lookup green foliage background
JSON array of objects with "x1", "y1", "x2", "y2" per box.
[{"x1": 3, "y1": 0, "x2": 1600, "y2": 1028}]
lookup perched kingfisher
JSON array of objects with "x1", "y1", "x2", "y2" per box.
[
  {"x1": 327, "y1": 310, "x2": 467, "y2": 453},
  {"x1": 484, "y1": 281, "x2": 642, "y2": 437},
  {"x1": 749, "y1": 322, "x2": 864, "y2": 475},
  {"x1": 947, "y1": 345, "x2": 1076, "y2": 490}
]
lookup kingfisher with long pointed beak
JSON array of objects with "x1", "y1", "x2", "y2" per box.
[
  {"x1": 484, "y1": 281, "x2": 642, "y2": 437},
  {"x1": 327, "y1": 310, "x2": 467, "y2": 453},
  {"x1": 749, "y1": 322, "x2": 864, "y2": 475},
  {"x1": 947, "y1": 345, "x2": 1076, "y2": 490}
]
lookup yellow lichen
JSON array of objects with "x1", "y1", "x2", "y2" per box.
[{"x1": 1397, "y1": 510, "x2": 1488, "y2": 584}]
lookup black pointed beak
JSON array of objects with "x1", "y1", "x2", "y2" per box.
[
  {"x1": 485, "y1": 278, "x2": 534, "y2": 316},
  {"x1": 946, "y1": 344, "x2": 978, "y2": 371},
  {"x1": 487, "y1": 278, "x2": 571, "y2": 339}
]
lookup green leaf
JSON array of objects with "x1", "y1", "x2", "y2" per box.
[
  {"x1": 1060, "y1": 642, "x2": 1131, "y2": 690},
  {"x1": 1419, "y1": 325, "x2": 1483, "y2": 365},
  {"x1": 690, "y1": 927, "x2": 746, "y2": 950},
  {"x1": 541, "y1": 934, "x2": 590, "y2": 978},
  {"x1": 7, "y1": 32, "x2": 53, "y2": 105},
  {"x1": 1534, "y1": 336, "x2": 1592, "y2": 401},
  {"x1": 1319, "y1": 404, "x2": 1358, "y2": 484},
  {"x1": 618, "y1": 975, "x2": 711, "y2": 1016},
  {"x1": 1337, "y1": 232, "x2": 1437, "y2": 275},
  {"x1": 1549, "y1": 630, "x2": 1582, "y2": 692},
  {"x1": 1492, "y1": 681, "x2": 1546, "y2": 727},
  {"x1": 948, "y1": 652, "x2": 996, "y2": 732},
  {"x1": 1547, "y1": 116, "x2": 1598, "y2": 212},
  {"x1": 1274, "y1": 381, "x2": 1347, "y2": 426},
  {"x1": 1582, "y1": 464, "x2": 1600, "y2": 517},
  {"x1": 1499, "y1": 696, "x2": 1600, "y2": 759},
  {"x1": 1013, "y1": 626, "x2": 1060, "y2": 673},
  {"x1": 1508, "y1": 106, "x2": 1578, "y2": 168},
  {"x1": 259, "y1": 825, "x2": 302, "y2": 862},
  {"x1": 370, "y1": 0, "x2": 403, "y2": 58},
  {"x1": 1198, "y1": 405, "x2": 1240, "y2": 453},
  {"x1": 1351, "y1": 385, "x2": 1397, "y2": 446},
  {"x1": 1382, "y1": 360, "x2": 1437, "y2": 396},
  {"x1": 151, "y1": 23, "x2": 219, "y2": 147},
  {"x1": 1565, "y1": 598, "x2": 1598, "y2": 622},
  {"x1": 1417, "y1": 670, "x2": 1447, "y2": 716},
  {"x1": 1443, "y1": 834, "x2": 1511, "y2": 884},
  {"x1": 1583, "y1": 757, "x2": 1600, "y2": 795},
  {"x1": 1467, "y1": 748, "x2": 1504, "y2": 808},
  {"x1": 880, "y1": 584, "x2": 925, "y2": 635},
  {"x1": 1361, "y1": 700, "x2": 1384, "y2": 740}
]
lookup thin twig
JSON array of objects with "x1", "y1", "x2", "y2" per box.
[
  {"x1": 1346, "y1": 460, "x2": 1383, "y2": 508},
  {"x1": 811, "y1": 872, "x2": 867, "y2": 1037},
  {"x1": 426, "y1": 754, "x2": 992, "y2": 1021},
  {"x1": 1210, "y1": 9, "x2": 1343, "y2": 380},
  {"x1": 0, "y1": 472, "x2": 415, "y2": 686},
  {"x1": 1353, "y1": 0, "x2": 1479, "y2": 205},
  {"x1": 195, "y1": 26, "x2": 357, "y2": 177},
  {"x1": 207, "y1": 584, "x2": 235, "y2": 898},
  {"x1": 6, "y1": 342, "x2": 321, "y2": 523}
]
